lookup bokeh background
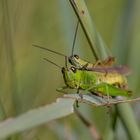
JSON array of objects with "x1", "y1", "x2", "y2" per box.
[{"x1": 0, "y1": 0, "x2": 140, "y2": 140}]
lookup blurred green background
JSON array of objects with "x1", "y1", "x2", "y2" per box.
[{"x1": 0, "y1": 0, "x2": 140, "y2": 140}]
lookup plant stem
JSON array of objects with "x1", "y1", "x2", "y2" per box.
[
  {"x1": 117, "y1": 103, "x2": 140, "y2": 140},
  {"x1": 69, "y1": 0, "x2": 112, "y2": 60}
]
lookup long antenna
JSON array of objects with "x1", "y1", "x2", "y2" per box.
[
  {"x1": 33, "y1": 44, "x2": 67, "y2": 57},
  {"x1": 71, "y1": 20, "x2": 80, "y2": 56},
  {"x1": 43, "y1": 58, "x2": 62, "y2": 69}
]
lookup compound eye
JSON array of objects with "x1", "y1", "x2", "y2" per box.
[
  {"x1": 74, "y1": 54, "x2": 79, "y2": 59},
  {"x1": 71, "y1": 66, "x2": 77, "y2": 73}
]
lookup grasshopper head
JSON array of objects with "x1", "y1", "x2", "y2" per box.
[
  {"x1": 61, "y1": 66, "x2": 77, "y2": 75},
  {"x1": 61, "y1": 66, "x2": 77, "y2": 88},
  {"x1": 69, "y1": 55, "x2": 81, "y2": 67}
]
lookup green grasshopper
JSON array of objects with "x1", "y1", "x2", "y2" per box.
[
  {"x1": 43, "y1": 58, "x2": 131, "y2": 97},
  {"x1": 68, "y1": 54, "x2": 131, "y2": 76},
  {"x1": 69, "y1": 55, "x2": 115, "y2": 69}
]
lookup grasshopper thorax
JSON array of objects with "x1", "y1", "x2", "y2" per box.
[{"x1": 61, "y1": 66, "x2": 78, "y2": 88}]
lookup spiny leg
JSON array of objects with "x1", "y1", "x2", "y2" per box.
[
  {"x1": 99, "y1": 84, "x2": 112, "y2": 111},
  {"x1": 75, "y1": 87, "x2": 80, "y2": 108},
  {"x1": 75, "y1": 100, "x2": 79, "y2": 108},
  {"x1": 105, "y1": 84, "x2": 110, "y2": 104},
  {"x1": 75, "y1": 79, "x2": 83, "y2": 107}
]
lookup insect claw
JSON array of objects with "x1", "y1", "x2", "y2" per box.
[
  {"x1": 76, "y1": 88, "x2": 83, "y2": 99},
  {"x1": 106, "y1": 101, "x2": 111, "y2": 106},
  {"x1": 75, "y1": 100, "x2": 79, "y2": 108}
]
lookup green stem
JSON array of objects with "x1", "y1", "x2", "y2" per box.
[
  {"x1": 102, "y1": 107, "x2": 118, "y2": 140},
  {"x1": 117, "y1": 103, "x2": 140, "y2": 140},
  {"x1": 69, "y1": 0, "x2": 111, "y2": 60}
]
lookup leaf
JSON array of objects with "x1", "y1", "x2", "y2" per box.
[
  {"x1": 64, "y1": 94, "x2": 140, "y2": 106},
  {"x1": 64, "y1": 94, "x2": 108, "y2": 105},
  {"x1": 0, "y1": 98, "x2": 75, "y2": 139},
  {"x1": 0, "y1": 92, "x2": 139, "y2": 139}
]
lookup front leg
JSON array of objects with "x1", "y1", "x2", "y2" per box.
[
  {"x1": 75, "y1": 85, "x2": 83, "y2": 108},
  {"x1": 76, "y1": 87, "x2": 83, "y2": 99}
]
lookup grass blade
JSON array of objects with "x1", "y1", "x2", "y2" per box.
[{"x1": 0, "y1": 98, "x2": 75, "y2": 139}]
